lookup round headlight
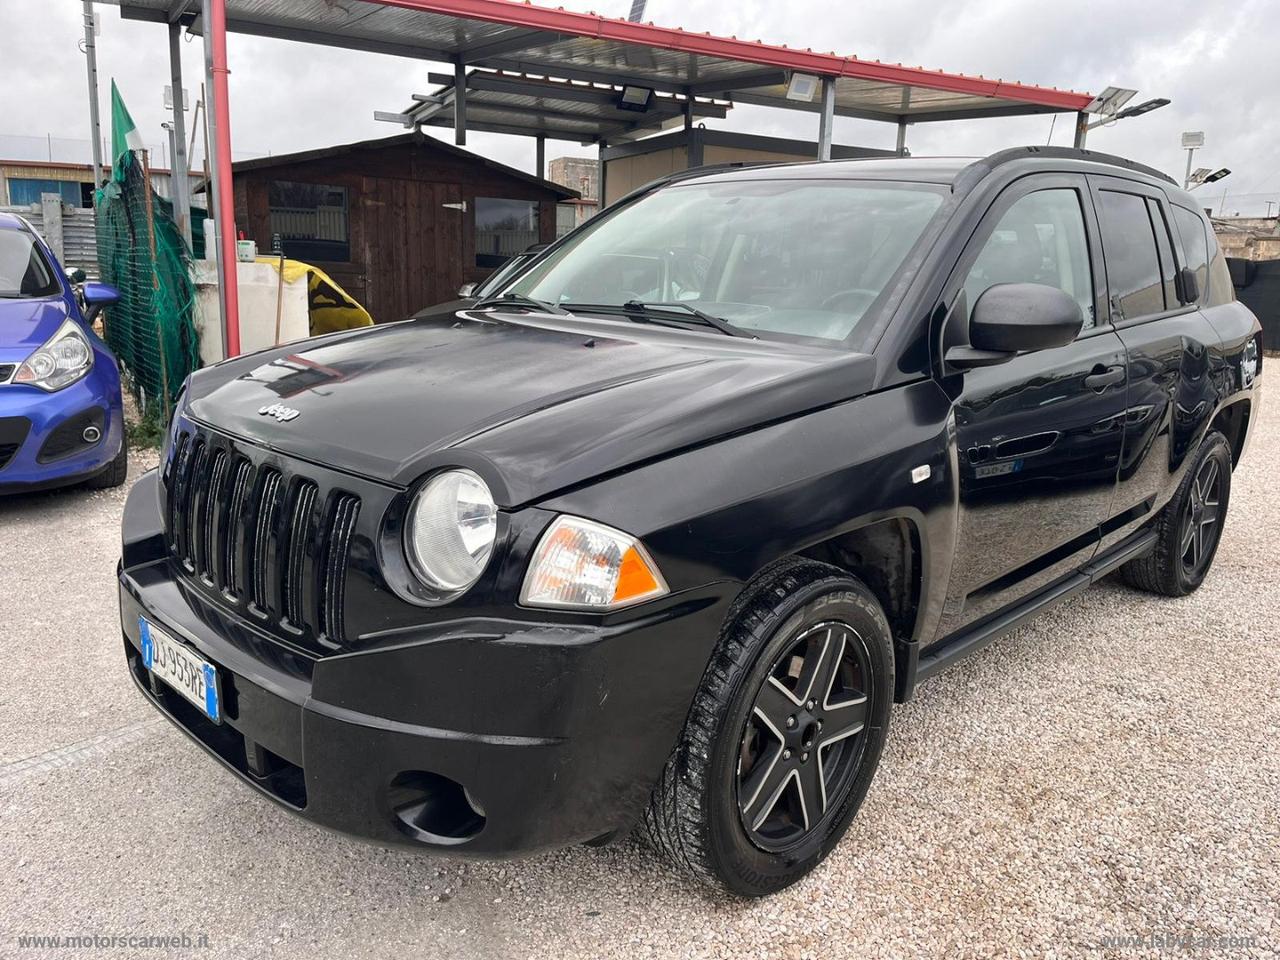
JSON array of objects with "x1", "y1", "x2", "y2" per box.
[{"x1": 405, "y1": 469, "x2": 498, "y2": 594}]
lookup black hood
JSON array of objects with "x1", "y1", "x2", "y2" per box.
[{"x1": 185, "y1": 312, "x2": 875, "y2": 506}]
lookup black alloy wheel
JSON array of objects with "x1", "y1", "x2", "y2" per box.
[
  {"x1": 644, "y1": 557, "x2": 893, "y2": 897},
  {"x1": 737, "y1": 621, "x2": 872, "y2": 851},
  {"x1": 1179, "y1": 454, "x2": 1224, "y2": 579},
  {"x1": 1121, "y1": 429, "x2": 1232, "y2": 597}
]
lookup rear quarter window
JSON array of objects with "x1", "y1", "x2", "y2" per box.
[{"x1": 1171, "y1": 205, "x2": 1211, "y2": 304}]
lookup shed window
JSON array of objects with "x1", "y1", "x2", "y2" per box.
[
  {"x1": 268, "y1": 181, "x2": 349, "y2": 262},
  {"x1": 475, "y1": 198, "x2": 539, "y2": 268}
]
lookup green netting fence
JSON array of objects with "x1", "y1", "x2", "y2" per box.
[{"x1": 95, "y1": 150, "x2": 200, "y2": 418}]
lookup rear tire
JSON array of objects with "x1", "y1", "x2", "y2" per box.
[
  {"x1": 643, "y1": 557, "x2": 893, "y2": 897},
  {"x1": 1120, "y1": 430, "x2": 1232, "y2": 597},
  {"x1": 85, "y1": 434, "x2": 128, "y2": 489}
]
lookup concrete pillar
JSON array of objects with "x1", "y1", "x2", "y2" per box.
[{"x1": 40, "y1": 193, "x2": 64, "y2": 262}]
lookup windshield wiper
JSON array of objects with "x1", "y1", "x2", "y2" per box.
[
  {"x1": 472, "y1": 292, "x2": 567, "y2": 315},
  {"x1": 564, "y1": 300, "x2": 751, "y2": 338}
]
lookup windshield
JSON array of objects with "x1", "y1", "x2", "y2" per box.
[
  {"x1": 508, "y1": 178, "x2": 946, "y2": 345},
  {"x1": 0, "y1": 228, "x2": 60, "y2": 299}
]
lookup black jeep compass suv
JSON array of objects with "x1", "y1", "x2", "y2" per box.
[{"x1": 119, "y1": 147, "x2": 1261, "y2": 896}]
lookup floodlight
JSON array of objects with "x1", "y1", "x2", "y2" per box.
[
  {"x1": 1201, "y1": 168, "x2": 1230, "y2": 184},
  {"x1": 618, "y1": 86, "x2": 654, "y2": 112},
  {"x1": 786, "y1": 73, "x2": 820, "y2": 103},
  {"x1": 1084, "y1": 86, "x2": 1137, "y2": 115},
  {"x1": 1115, "y1": 97, "x2": 1169, "y2": 119},
  {"x1": 1181, "y1": 131, "x2": 1205, "y2": 149}
]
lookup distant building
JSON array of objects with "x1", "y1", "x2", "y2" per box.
[
  {"x1": 1213, "y1": 216, "x2": 1280, "y2": 262},
  {"x1": 0, "y1": 159, "x2": 189, "y2": 207},
  {"x1": 548, "y1": 156, "x2": 600, "y2": 231}
]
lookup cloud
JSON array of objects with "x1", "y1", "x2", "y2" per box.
[{"x1": 2, "y1": 0, "x2": 1277, "y2": 213}]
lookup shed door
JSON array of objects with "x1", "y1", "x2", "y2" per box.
[
  {"x1": 361, "y1": 179, "x2": 465, "y2": 322},
  {"x1": 427, "y1": 183, "x2": 465, "y2": 310}
]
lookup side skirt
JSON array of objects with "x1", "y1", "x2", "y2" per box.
[{"x1": 896, "y1": 527, "x2": 1157, "y2": 700}]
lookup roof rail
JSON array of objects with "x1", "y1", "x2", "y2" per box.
[{"x1": 956, "y1": 145, "x2": 1177, "y2": 193}]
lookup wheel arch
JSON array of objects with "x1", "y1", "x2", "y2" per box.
[
  {"x1": 1209, "y1": 397, "x2": 1252, "y2": 467},
  {"x1": 796, "y1": 516, "x2": 924, "y2": 645}
]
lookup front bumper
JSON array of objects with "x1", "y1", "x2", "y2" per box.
[
  {"x1": 119, "y1": 470, "x2": 730, "y2": 856},
  {"x1": 0, "y1": 365, "x2": 123, "y2": 492}
]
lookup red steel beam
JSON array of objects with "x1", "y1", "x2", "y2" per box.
[
  {"x1": 209, "y1": 0, "x2": 241, "y2": 356},
  {"x1": 370, "y1": 0, "x2": 1093, "y2": 111}
]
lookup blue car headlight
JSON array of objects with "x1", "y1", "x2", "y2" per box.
[{"x1": 14, "y1": 319, "x2": 94, "y2": 391}]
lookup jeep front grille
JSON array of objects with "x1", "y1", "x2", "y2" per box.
[{"x1": 165, "y1": 426, "x2": 361, "y2": 651}]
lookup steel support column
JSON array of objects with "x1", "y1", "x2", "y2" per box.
[
  {"x1": 598, "y1": 140, "x2": 607, "y2": 208},
  {"x1": 535, "y1": 135, "x2": 545, "y2": 178},
  {"x1": 203, "y1": 0, "x2": 240, "y2": 357},
  {"x1": 895, "y1": 88, "x2": 910, "y2": 156},
  {"x1": 454, "y1": 59, "x2": 467, "y2": 145},
  {"x1": 1073, "y1": 111, "x2": 1088, "y2": 148},
  {"x1": 168, "y1": 22, "x2": 193, "y2": 249},
  {"x1": 82, "y1": 0, "x2": 104, "y2": 188},
  {"x1": 817, "y1": 77, "x2": 835, "y2": 161}
]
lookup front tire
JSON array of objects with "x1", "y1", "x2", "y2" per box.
[
  {"x1": 643, "y1": 558, "x2": 893, "y2": 897},
  {"x1": 1121, "y1": 430, "x2": 1232, "y2": 596},
  {"x1": 85, "y1": 434, "x2": 128, "y2": 489}
]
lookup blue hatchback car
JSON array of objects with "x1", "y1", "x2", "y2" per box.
[{"x1": 0, "y1": 212, "x2": 127, "y2": 493}]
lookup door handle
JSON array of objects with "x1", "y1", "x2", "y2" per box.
[{"x1": 1084, "y1": 364, "x2": 1126, "y2": 391}]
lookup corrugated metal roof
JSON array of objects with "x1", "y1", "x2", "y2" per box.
[
  {"x1": 109, "y1": 0, "x2": 1093, "y2": 127},
  {"x1": 399, "y1": 70, "x2": 730, "y2": 142}
]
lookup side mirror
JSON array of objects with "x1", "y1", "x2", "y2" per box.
[
  {"x1": 946, "y1": 283, "x2": 1083, "y2": 369},
  {"x1": 80, "y1": 281, "x2": 121, "y2": 323},
  {"x1": 457, "y1": 282, "x2": 478, "y2": 298}
]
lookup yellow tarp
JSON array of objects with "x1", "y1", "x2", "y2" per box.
[{"x1": 256, "y1": 256, "x2": 374, "y2": 335}]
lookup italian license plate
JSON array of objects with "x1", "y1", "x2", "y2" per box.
[{"x1": 139, "y1": 617, "x2": 221, "y2": 723}]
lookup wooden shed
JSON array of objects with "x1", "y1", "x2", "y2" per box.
[{"x1": 232, "y1": 132, "x2": 577, "y2": 322}]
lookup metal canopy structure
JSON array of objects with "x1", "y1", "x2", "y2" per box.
[
  {"x1": 114, "y1": 0, "x2": 1095, "y2": 137},
  {"x1": 389, "y1": 70, "x2": 730, "y2": 144},
  {"x1": 101, "y1": 0, "x2": 1101, "y2": 358}
]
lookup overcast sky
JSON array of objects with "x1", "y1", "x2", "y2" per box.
[{"x1": 2, "y1": 0, "x2": 1278, "y2": 215}]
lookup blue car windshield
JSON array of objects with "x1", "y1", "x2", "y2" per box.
[
  {"x1": 507, "y1": 178, "x2": 946, "y2": 347},
  {"x1": 0, "y1": 229, "x2": 60, "y2": 299}
]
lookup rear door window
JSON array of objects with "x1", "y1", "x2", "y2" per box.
[
  {"x1": 1146, "y1": 198, "x2": 1179, "y2": 308},
  {"x1": 1096, "y1": 190, "x2": 1166, "y2": 321}
]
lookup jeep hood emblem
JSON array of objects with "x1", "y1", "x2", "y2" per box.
[{"x1": 258, "y1": 403, "x2": 301, "y2": 423}]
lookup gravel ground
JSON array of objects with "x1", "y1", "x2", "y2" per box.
[{"x1": 1, "y1": 403, "x2": 1276, "y2": 960}]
